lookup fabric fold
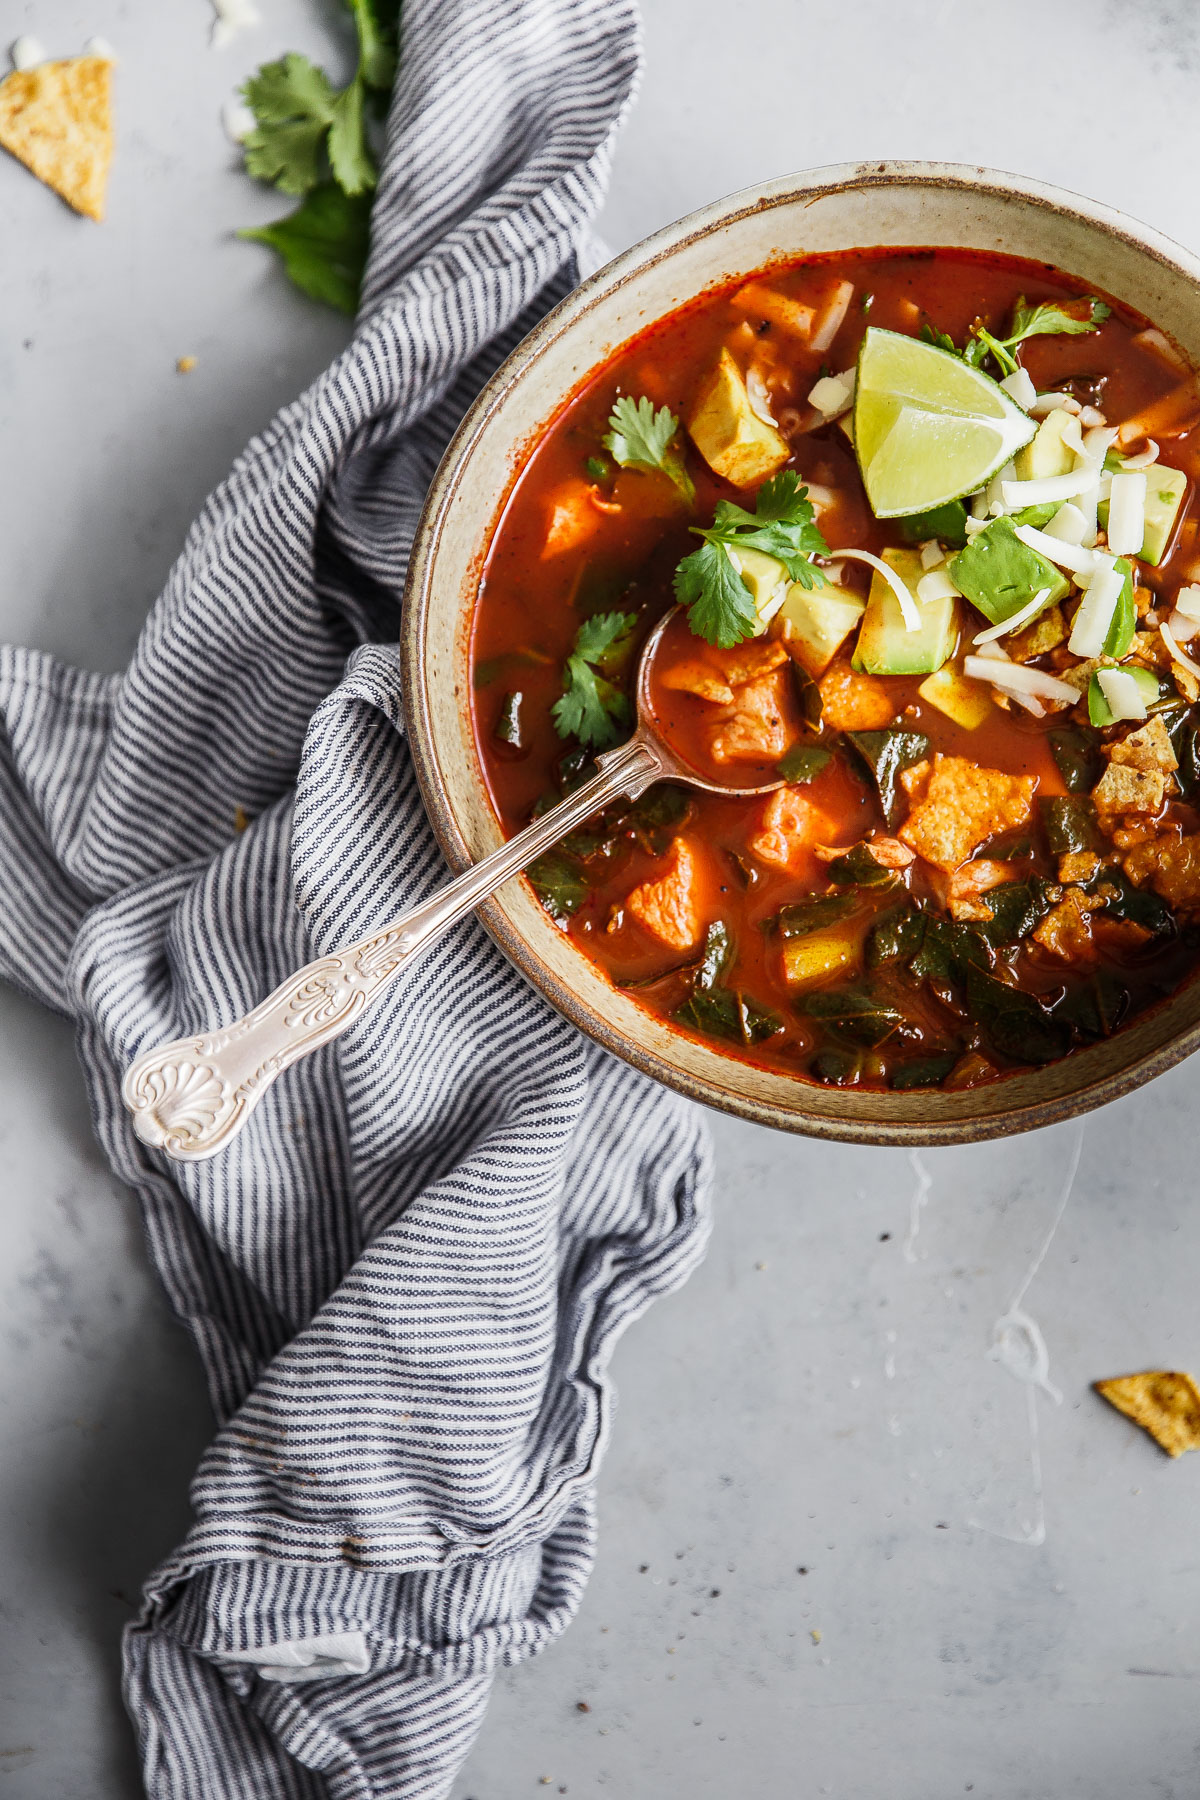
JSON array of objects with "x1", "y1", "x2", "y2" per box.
[{"x1": 0, "y1": 2, "x2": 714, "y2": 1794}]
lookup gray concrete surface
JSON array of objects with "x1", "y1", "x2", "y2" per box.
[{"x1": 3, "y1": 1, "x2": 1200, "y2": 1796}]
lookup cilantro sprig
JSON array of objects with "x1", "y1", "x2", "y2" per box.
[
  {"x1": 673, "y1": 472, "x2": 829, "y2": 647},
  {"x1": 924, "y1": 295, "x2": 1111, "y2": 378},
  {"x1": 552, "y1": 612, "x2": 639, "y2": 750},
  {"x1": 603, "y1": 396, "x2": 695, "y2": 505},
  {"x1": 236, "y1": 0, "x2": 401, "y2": 313}
]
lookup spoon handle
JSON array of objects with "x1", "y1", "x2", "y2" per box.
[{"x1": 121, "y1": 734, "x2": 664, "y2": 1162}]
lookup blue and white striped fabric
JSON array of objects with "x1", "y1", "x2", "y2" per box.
[{"x1": 0, "y1": 2, "x2": 714, "y2": 1793}]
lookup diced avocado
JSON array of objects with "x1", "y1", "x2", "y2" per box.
[
  {"x1": 917, "y1": 666, "x2": 993, "y2": 729},
  {"x1": 1087, "y1": 664, "x2": 1160, "y2": 727},
  {"x1": 726, "y1": 545, "x2": 790, "y2": 632},
  {"x1": 950, "y1": 515, "x2": 1070, "y2": 626},
  {"x1": 1010, "y1": 502, "x2": 1061, "y2": 530},
  {"x1": 1103, "y1": 559, "x2": 1136, "y2": 659},
  {"x1": 1013, "y1": 407, "x2": 1077, "y2": 482},
  {"x1": 1097, "y1": 463, "x2": 1187, "y2": 565},
  {"x1": 687, "y1": 348, "x2": 790, "y2": 487},
  {"x1": 898, "y1": 497, "x2": 969, "y2": 548},
  {"x1": 852, "y1": 547, "x2": 960, "y2": 677},
  {"x1": 781, "y1": 926, "x2": 859, "y2": 989},
  {"x1": 777, "y1": 582, "x2": 866, "y2": 676}
]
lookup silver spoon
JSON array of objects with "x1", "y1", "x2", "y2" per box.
[{"x1": 121, "y1": 609, "x2": 786, "y2": 1161}]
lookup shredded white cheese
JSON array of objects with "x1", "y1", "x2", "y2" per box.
[
  {"x1": 919, "y1": 540, "x2": 944, "y2": 572},
  {"x1": 962, "y1": 656, "x2": 1078, "y2": 705},
  {"x1": 916, "y1": 569, "x2": 960, "y2": 605},
  {"x1": 1043, "y1": 502, "x2": 1088, "y2": 546},
  {"x1": 1118, "y1": 440, "x2": 1160, "y2": 470},
  {"x1": 1000, "y1": 368, "x2": 1037, "y2": 411},
  {"x1": 1012, "y1": 521, "x2": 1096, "y2": 577},
  {"x1": 1068, "y1": 560, "x2": 1124, "y2": 656},
  {"x1": 745, "y1": 366, "x2": 779, "y2": 427},
  {"x1": 1029, "y1": 392, "x2": 1082, "y2": 417},
  {"x1": 1107, "y1": 470, "x2": 1147, "y2": 557},
  {"x1": 831, "y1": 548, "x2": 920, "y2": 631},
  {"x1": 806, "y1": 368, "x2": 855, "y2": 419},
  {"x1": 972, "y1": 587, "x2": 1054, "y2": 645},
  {"x1": 1161, "y1": 618, "x2": 1200, "y2": 681},
  {"x1": 809, "y1": 281, "x2": 854, "y2": 355},
  {"x1": 1174, "y1": 584, "x2": 1200, "y2": 623},
  {"x1": 222, "y1": 98, "x2": 257, "y2": 144},
  {"x1": 1001, "y1": 468, "x2": 1098, "y2": 508},
  {"x1": 1096, "y1": 667, "x2": 1147, "y2": 722}
]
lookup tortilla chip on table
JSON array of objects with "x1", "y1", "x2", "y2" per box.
[{"x1": 0, "y1": 55, "x2": 113, "y2": 221}]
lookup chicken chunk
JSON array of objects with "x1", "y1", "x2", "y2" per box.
[
  {"x1": 1123, "y1": 833, "x2": 1200, "y2": 910},
  {"x1": 749, "y1": 785, "x2": 830, "y2": 870},
  {"x1": 541, "y1": 478, "x2": 607, "y2": 558},
  {"x1": 613, "y1": 837, "x2": 704, "y2": 951},
  {"x1": 818, "y1": 660, "x2": 897, "y2": 731},
  {"x1": 946, "y1": 859, "x2": 1018, "y2": 922},
  {"x1": 1032, "y1": 887, "x2": 1097, "y2": 963},
  {"x1": 898, "y1": 754, "x2": 1038, "y2": 874},
  {"x1": 708, "y1": 669, "x2": 791, "y2": 764},
  {"x1": 659, "y1": 660, "x2": 735, "y2": 705}
]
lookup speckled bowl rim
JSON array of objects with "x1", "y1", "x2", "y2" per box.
[{"x1": 401, "y1": 159, "x2": 1200, "y2": 1144}]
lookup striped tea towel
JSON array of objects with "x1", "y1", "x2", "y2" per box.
[{"x1": 0, "y1": 2, "x2": 714, "y2": 1793}]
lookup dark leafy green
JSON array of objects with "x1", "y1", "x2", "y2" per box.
[
  {"x1": 778, "y1": 743, "x2": 833, "y2": 783},
  {"x1": 1048, "y1": 726, "x2": 1102, "y2": 793},
  {"x1": 809, "y1": 1046, "x2": 862, "y2": 1085},
  {"x1": 1051, "y1": 970, "x2": 1130, "y2": 1041},
  {"x1": 798, "y1": 984, "x2": 907, "y2": 1049},
  {"x1": 909, "y1": 916, "x2": 993, "y2": 985},
  {"x1": 866, "y1": 901, "x2": 927, "y2": 968},
  {"x1": 790, "y1": 663, "x2": 824, "y2": 729},
  {"x1": 845, "y1": 730, "x2": 930, "y2": 827},
  {"x1": 1088, "y1": 867, "x2": 1174, "y2": 937},
  {"x1": 890, "y1": 1053, "x2": 960, "y2": 1091},
  {"x1": 824, "y1": 842, "x2": 903, "y2": 889},
  {"x1": 494, "y1": 691, "x2": 523, "y2": 748},
  {"x1": 1164, "y1": 707, "x2": 1200, "y2": 799},
  {"x1": 1040, "y1": 795, "x2": 1104, "y2": 856},
  {"x1": 978, "y1": 879, "x2": 1053, "y2": 945},
  {"x1": 768, "y1": 893, "x2": 858, "y2": 939},
  {"x1": 693, "y1": 920, "x2": 734, "y2": 992},
  {"x1": 527, "y1": 850, "x2": 589, "y2": 921},
  {"x1": 965, "y1": 966, "x2": 1072, "y2": 1064},
  {"x1": 673, "y1": 922, "x2": 784, "y2": 1045}
]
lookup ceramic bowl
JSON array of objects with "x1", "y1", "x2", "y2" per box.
[{"x1": 401, "y1": 159, "x2": 1200, "y2": 1144}]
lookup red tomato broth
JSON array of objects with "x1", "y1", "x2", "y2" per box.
[{"x1": 470, "y1": 247, "x2": 1200, "y2": 1091}]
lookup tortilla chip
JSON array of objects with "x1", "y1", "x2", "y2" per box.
[
  {"x1": 0, "y1": 56, "x2": 113, "y2": 221},
  {"x1": 1095, "y1": 1370, "x2": 1200, "y2": 1459}
]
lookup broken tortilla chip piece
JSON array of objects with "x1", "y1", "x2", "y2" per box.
[
  {"x1": 0, "y1": 56, "x2": 113, "y2": 221},
  {"x1": 1094, "y1": 1370, "x2": 1200, "y2": 1459}
]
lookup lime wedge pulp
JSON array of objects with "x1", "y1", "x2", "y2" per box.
[{"x1": 853, "y1": 327, "x2": 1036, "y2": 518}]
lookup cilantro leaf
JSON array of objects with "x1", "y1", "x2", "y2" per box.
[
  {"x1": 552, "y1": 611, "x2": 638, "y2": 749},
  {"x1": 603, "y1": 395, "x2": 695, "y2": 505},
  {"x1": 239, "y1": 184, "x2": 372, "y2": 314},
  {"x1": 674, "y1": 471, "x2": 830, "y2": 646},
  {"x1": 344, "y1": 0, "x2": 401, "y2": 90},
  {"x1": 241, "y1": 54, "x2": 376, "y2": 198},
  {"x1": 923, "y1": 297, "x2": 1110, "y2": 377},
  {"x1": 1009, "y1": 294, "x2": 1111, "y2": 344},
  {"x1": 241, "y1": 55, "x2": 340, "y2": 195}
]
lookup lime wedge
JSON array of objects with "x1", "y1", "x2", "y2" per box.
[{"x1": 854, "y1": 328, "x2": 1036, "y2": 518}]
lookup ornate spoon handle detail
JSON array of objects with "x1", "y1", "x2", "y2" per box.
[{"x1": 121, "y1": 735, "x2": 663, "y2": 1162}]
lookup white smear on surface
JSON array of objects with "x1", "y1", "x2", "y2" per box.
[
  {"x1": 970, "y1": 1123, "x2": 1085, "y2": 1547},
  {"x1": 83, "y1": 35, "x2": 116, "y2": 59},
  {"x1": 222, "y1": 97, "x2": 257, "y2": 144},
  {"x1": 903, "y1": 1149, "x2": 932, "y2": 1263},
  {"x1": 11, "y1": 35, "x2": 46, "y2": 69},
  {"x1": 210, "y1": 0, "x2": 261, "y2": 50}
]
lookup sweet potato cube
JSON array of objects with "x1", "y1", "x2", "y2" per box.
[
  {"x1": 781, "y1": 927, "x2": 858, "y2": 989},
  {"x1": 818, "y1": 660, "x2": 897, "y2": 731},
  {"x1": 617, "y1": 837, "x2": 703, "y2": 952},
  {"x1": 687, "y1": 349, "x2": 790, "y2": 487}
]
